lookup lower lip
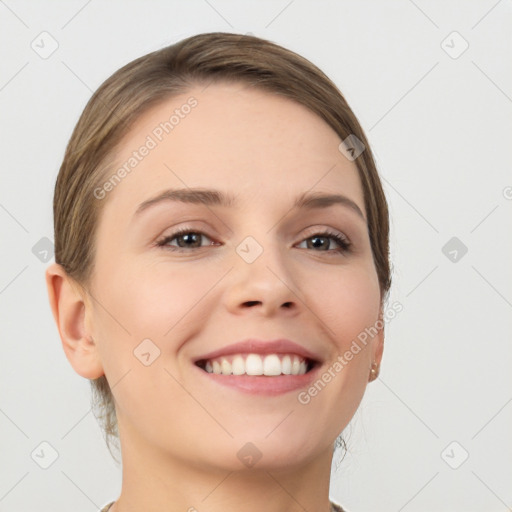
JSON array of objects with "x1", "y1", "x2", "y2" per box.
[{"x1": 196, "y1": 365, "x2": 320, "y2": 396}]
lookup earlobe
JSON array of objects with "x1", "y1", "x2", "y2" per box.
[
  {"x1": 368, "y1": 309, "x2": 385, "y2": 382},
  {"x1": 45, "y1": 263, "x2": 104, "y2": 379},
  {"x1": 373, "y1": 327, "x2": 384, "y2": 367}
]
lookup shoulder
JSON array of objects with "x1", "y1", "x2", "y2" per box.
[{"x1": 101, "y1": 500, "x2": 345, "y2": 512}]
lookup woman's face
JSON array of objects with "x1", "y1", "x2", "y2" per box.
[{"x1": 85, "y1": 82, "x2": 383, "y2": 471}]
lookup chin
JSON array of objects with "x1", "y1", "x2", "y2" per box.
[{"x1": 211, "y1": 431, "x2": 332, "y2": 473}]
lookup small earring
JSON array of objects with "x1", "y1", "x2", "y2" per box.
[{"x1": 368, "y1": 361, "x2": 379, "y2": 382}]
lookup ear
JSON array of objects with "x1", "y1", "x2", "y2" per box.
[
  {"x1": 372, "y1": 307, "x2": 385, "y2": 368},
  {"x1": 45, "y1": 263, "x2": 104, "y2": 379}
]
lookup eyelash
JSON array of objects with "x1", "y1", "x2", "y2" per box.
[{"x1": 155, "y1": 227, "x2": 352, "y2": 255}]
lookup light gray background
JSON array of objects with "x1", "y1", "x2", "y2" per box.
[{"x1": 1, "y1": 1, "x2": 511, "y2": 511}]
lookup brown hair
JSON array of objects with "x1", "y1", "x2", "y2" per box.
[{"x1": 53, "y1": 32, "x2": 391, "y2": 459}]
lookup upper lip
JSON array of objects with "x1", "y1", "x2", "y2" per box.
[{"x1": 194, "y1": 338, "x2": 323, "y2": 364}]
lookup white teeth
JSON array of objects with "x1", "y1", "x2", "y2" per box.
[
  {"x1": 291, "y1": 356, "x2": 301, "y2": 375},
  {"x1": 212, "y1": 360, "x2": 221, "y2": 374},
  {"x1": 232, "y1": 355, "x2": 245, "y2": 375},
  {"x1": 202, "y1": 353, "x2": 310, "y2": 376},
  {"x1": 245, "y1": 354, "x2": 264, "y2": 375},
  {"x1": 220, "y1": 358, "x2": 232, "y2": 375},
  {"x1": 282, "y1": 355, "x2": 292, "y2": 375},
  {"x1": 263, "y1": 354, "x2": 282, "y2": 376}
]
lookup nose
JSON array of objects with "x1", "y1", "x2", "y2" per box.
[{"x1": 223, "y1": 241, "x2": 300, "y2": 317}]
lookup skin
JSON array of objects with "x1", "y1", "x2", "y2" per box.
[{"x1": 46, "y1": 82, "x2": 384, "y2": 512}]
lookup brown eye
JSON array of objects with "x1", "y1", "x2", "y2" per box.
[
  {"x1": 297, "y1": 231, "x2": 351, "y2": 254},
  {"x1": 306, "y1": 235, "x2": 331, "y2": 251},
  {"x1": 173, "y1": 232, "x2": 203, "y2": 248},
  {"x1": 157, "y1": 229, "x2": 216, "y2": 250}
]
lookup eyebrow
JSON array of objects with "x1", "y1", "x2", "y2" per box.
[{"x1": 134, "y1": 187, "x2": 366, "y2": 221}]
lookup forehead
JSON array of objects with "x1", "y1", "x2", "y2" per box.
[{"x1": 101, "y1": 82, "x2": 364, "y2": 218}]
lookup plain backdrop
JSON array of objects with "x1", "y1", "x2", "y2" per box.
[{"x1": 1, "y1": 1, "x2": 511, "y2": 511}]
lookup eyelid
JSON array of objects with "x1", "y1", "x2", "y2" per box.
[
  {"x1": 155, "y1": 226, "x2": 217, "y2": 248},
  {"x1": 295, "y1": 228, "x2": 352, "y2": 253},
  {"x1": 154, "y1": 224, "x2": 352, "y2": 253},
  {"x1": 300, "y1": 225, "x2": 351, "y2": 243}
]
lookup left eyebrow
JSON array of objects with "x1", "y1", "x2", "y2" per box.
[
  {"x1": 133, "y1": 187, "x2": 366, "y2": 222},
  {"x1": 294, "y1": 191, "x2": 366, "y2": 221}
]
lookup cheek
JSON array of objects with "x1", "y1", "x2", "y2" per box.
[
  {"x1": 91, "y1": 260, "x2": 216, "y2": 416},
  {"x1": 293, "y1": 266, "x2": 380, "y2": 437},
  {"x1": 306, "y1": 263, "x2": 381, "y2": 347},
  {"x1": 93, "y1": 258, "x2": 224, "y2": 350}
]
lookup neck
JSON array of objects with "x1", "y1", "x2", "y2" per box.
[{"x1": 111, "y1": 422, "x2": 334, "y2": 512}]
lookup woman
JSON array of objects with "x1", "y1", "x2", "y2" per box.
[{"x1": 46, "y1": 32, "x2": 391, "y2": 512}]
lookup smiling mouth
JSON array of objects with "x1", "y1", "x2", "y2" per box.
[{"x1": 195, "y1": 353, "x2": 317, "y2": 376}]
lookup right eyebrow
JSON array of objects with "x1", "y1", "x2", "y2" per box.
[{"x1": 134, "y1": 188, "x2": 237, "y2": 217}]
